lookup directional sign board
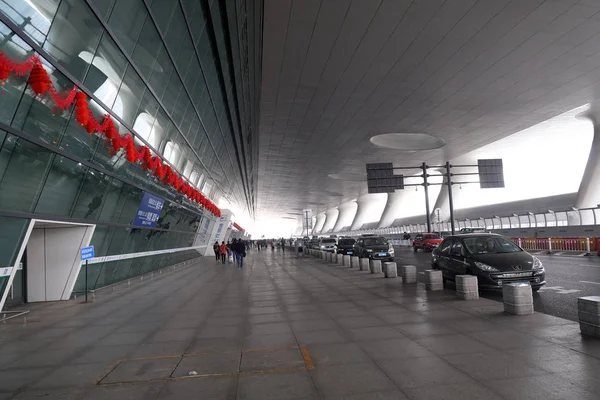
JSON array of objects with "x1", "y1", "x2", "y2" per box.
[
  {"x1": 366, "y1": 163, "x2": 404, "y2": 194},
  {"x1": 132, "y1": 192, "x2": 164, "y2": 228},
  {"x1": 81, "y1": 246, "x2": 95, "y2": 261},
  {"x1": 477, "y1": 159, "x2": 505, "y2": 188}
]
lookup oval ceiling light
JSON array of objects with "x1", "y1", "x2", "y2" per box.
[
  {"x1": 328, "y1": 173, "x2": 365, "y2": 182},
  {"x1": 370, "y1": 133, "x2": 445, "y2": 151}
]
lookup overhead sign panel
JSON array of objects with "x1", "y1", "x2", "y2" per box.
[
  {"x1": 366, "y1": 163, "x2": 404, "y2": 194},
  {"x1": 477, "y1": 159, "x2": 505, "y2": 188}
]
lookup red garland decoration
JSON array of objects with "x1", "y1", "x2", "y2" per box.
[
  {"x1": 49, "y1": 86, "x2": 77, "y2": 109},
  {"x1": 0, "y1": 51, "x2": 221, "y2": 215},
  {"x1": 111, "y1": 134, "x2": 123, "y2": 153}
]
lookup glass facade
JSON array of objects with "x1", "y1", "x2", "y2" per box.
[{"x1": 0, "y1": 0, "x2": 261, "y2": 305}]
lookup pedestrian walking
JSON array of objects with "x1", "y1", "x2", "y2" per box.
[
  {"x1": 213, "y1": 241, "x2": 220, "y2": 262},
  {"x1": 234, "y1": 239, "x2": 246, "y2": 268},
  {"x1": 219, "y1": 241, "x2": 227, "y2": 264}
]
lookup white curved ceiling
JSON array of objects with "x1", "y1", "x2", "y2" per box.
[{"x1": 258, "y1": 0, "x2": 600, "y2": 218}]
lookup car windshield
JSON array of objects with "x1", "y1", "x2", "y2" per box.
[
  {"x1": 423, "y1": 234, "x2": 440, "y2": 239},
  {"x1": 364, "y1": 237, "x2": 387, "y2": 246},
  {"x1": 338, "y1": 239, "x2": 355, "y2": 245},
  {"x1": 321, "y1": 239, "x2": 336, "y2": 244},
  {"x1": 463, "y1": 236, "x2": 522, "y2": 254}
]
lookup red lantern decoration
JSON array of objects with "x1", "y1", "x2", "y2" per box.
[
  {"x1": 85, "y1": 118, "x2": 96, "y2": 134},
  {"x1": 125, "y1": 135, "x2": 139, "y2": 163},
  {"x1": 74, "y1": 92, "x2": 89, "y2": 126},
  {"x1": 0, "y1": 66, "x2": 9, "y2": 86},
  {"x1": 28, "y1": 62, "x2": 50, "y2": 95}
]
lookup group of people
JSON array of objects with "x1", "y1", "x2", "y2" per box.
[
  {"x1": 213, "y1": 238, "x2": 247, "y2": 268},
  {"x1": 255, "y1": 238, "x2": 288, "y2": 251}
]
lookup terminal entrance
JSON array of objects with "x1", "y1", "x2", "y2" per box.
[{"x1": 0, "y1": 220, "x2": 95, "y2": 310}]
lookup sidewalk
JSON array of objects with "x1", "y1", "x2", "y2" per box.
[{"x1": 0, "y1": 250, "x2": 599, "y2": 399}]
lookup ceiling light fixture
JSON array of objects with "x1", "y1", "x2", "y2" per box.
[{"x1": 370, "y1": 133, "x2": 445, "y2": 151}]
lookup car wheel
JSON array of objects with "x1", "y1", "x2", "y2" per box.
[{"x1": 413, "y1": 246, "x2": 418, "y2": 252}]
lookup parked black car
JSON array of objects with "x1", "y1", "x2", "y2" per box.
[
  {"x1": 353, "y1": 236, "x2": 395, "y2": 262},
  {"x1": 431, "y1": 233, "x2": 546, "y2": 291},
  {"x1": 335, "y1": 238, "x2": 356, "y2": 255}
]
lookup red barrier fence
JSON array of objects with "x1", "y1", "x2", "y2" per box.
[{"x1": 511, "y1": 237, "x2": 597, "y2": 254}]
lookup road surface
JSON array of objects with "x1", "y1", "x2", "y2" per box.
[{"x1": 392, "y1": 247, "x2": 600, "y2": 322}]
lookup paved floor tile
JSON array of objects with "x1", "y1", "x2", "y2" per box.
[
  {"x1": 241, "y1": 347, "x2": 305, "y2": 372},
  {"x1": 465, "y1": 328, "x2": 552, "y2": 350},
  {"x1": 244, "y1": 332, "x2": 297, "y2": 350},
  {"x1": 442, "y1": 351, "x2": 548, "y2": 381},
  {"x1": 378, "y1": 356, "x2": 473, "y2": 388},
  {"x1": 306, "y1": 343, "x2": 372, "y2": 366},
  {"x1": 484, "y1": 374, "x2": 598, "y2": 400},
  {"x1": 172, "y1": 352, "x2": 241, "y2": 377},
  {"x1": 309, "y1": 363, "x2": 397, "y2": 397},
  {"x1": 403, "y1": 382, "x2": 505, "y2": 400},
  {"x1": 359, "y1": 338, "x2": 433, "y2": 361},
  {"x1": 295, "y1": 329, "x2": 348, "y2": 346},
  {"x1": 415, "y1": 333, "x2": 494, "y2": 356},
  {"x1": 101, "y1": 357, "x2": 181, "y2": 384},
  {"x1": 31, "y1": 362, "x2": 108, "y2": 389},
  {"x1": 237, "y1": 371, "x2": 318, "y2": 400}
]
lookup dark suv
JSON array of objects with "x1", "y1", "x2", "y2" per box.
[
  {"x1": 335, "y1": 238, "x2": 356, "y2": 255},
  {"x1": 353, "y1": 236, "x2": 395, "y2": 261}
]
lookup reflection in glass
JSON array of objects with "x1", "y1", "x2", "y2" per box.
[
  {"x1": 0, "y1": 135, "x2": 53, "y2": 212},
  {"x1": 35, "y1": 155, "x2": 87, "y2": 216}
]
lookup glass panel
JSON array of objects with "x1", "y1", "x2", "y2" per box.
[
  {"x1": 580, "y1": 209, "x2": 594, "y2": 225},
  {"x1": 150, "y1": 0, "x2": 177, "y2": 35},
  {"x1": 43, "y1": 0, "x2": 104, "y2": 81},
  {"x1": 567, "y1": 210, "x2": 581, "y2": 225},
  {"x1": 132, "y1": 15, "x2": 161, "y2": 79},
  {"x1": 83, "y1": 35, "x2": 128, "y2": 111},
  {"x1": 535, "y1": 213, "x2": 545, "y2": 227},
  {"x1": 97, "y1": 177, "x2": 127, "y2": 223},
  {"x1": 89, "y1": 0, "x2": 115, "y2": 20},
  {"x1": 556, "y1": 211, "x2": 568, "y2": 227},
  {"x1": 35, "y1": 155, "x2": 87, "y2": 216},
  {"x1": 0, "y1": 216, "x2": 29, "y2": 268},
  {"x1": 0, "y1": 0, "x2": 58, "y2": 45},
  {"x1": 0, "y1": 215, "x2": 29, "y2": 303},
  {"x1": 107, "y1": 0, "x2": 147, "y2": 56},
  {"x1": 71, "y1": 169, "x2": 111, "y2": 220},
  {"x1": 0, "y1": 135, "x2": 53, "y2": 212}
]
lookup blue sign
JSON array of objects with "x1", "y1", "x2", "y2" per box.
[
  {"x1": 81, "y1": 246, "x2": 95, "y2": 261},
  {"x1": 132, "y1": 192, "x2": 164, "y2": 228}
]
